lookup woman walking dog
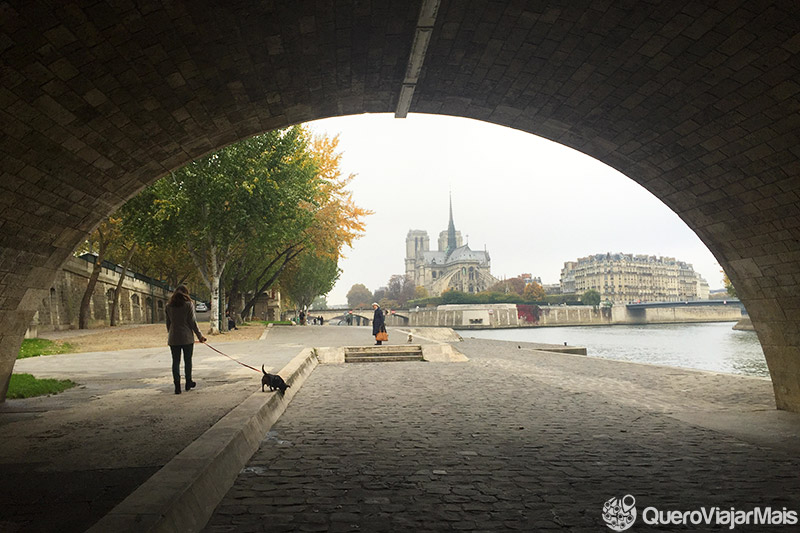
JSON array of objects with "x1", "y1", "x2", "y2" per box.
[{"x1": 166, "y1": 285, "x2": 206, "y2": 395}]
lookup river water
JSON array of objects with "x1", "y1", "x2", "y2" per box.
[{"x1": 462, "y1": 322, "x2": 769, "y2": 378}]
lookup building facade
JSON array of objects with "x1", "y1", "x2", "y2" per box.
[
  {"x1": 560, "y1": 253, "x2": 709, "y2": 303},
  {"x1": 33, "y1": 254, "x2": 172, "y2": 333},
  {"x1": 405, "y1": 197, "x2": 497, "y2": 296}
]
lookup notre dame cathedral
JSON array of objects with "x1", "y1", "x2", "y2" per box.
[{"x1": 405, "y1": 197, "x2": 498, "y2": 296}]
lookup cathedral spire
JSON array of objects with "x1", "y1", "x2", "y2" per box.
[{"x1": 446, "y1": 192, "x2": 457, "y2": 255}]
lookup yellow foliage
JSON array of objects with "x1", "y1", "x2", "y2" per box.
[{"x1": 299, "y1": 130, "x2": 372, "y2": 261}]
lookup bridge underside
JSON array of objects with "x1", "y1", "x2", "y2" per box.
[{"x1": 1, "y1": 1, "x2": 799, "y2": 409}]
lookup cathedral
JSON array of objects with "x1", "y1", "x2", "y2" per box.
[{"x1": 405, "y1": 197, "x2": 497, "y2": 296}]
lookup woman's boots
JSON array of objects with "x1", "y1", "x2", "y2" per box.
[{"x1": 174, "y1": 381, "x2": 181, "y2": 395}]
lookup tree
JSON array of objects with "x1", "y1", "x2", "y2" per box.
[
  {"x1": 582, "y1": 289, "x2": 602, "y2": 307},
  {"x1": 109, "y1": 241, "x2": 137, "y2": 326},
  {"x1": 722, "y1": 271, "x2": 737, "y2": 298},
  {"x1": 414, "y1": 286, "x2": 429, "y2": 300},
  {"x1": 385, "y1": 274, "x2": 416, "y2": 308},
  {"x1": 488, "y1": 276, "x2": 526, "y2": 296},
  {"x1": 77, "y1": 217, "x2": 122, "y2": 329},
  {"x1": 280, "y1": 253, "x2": 340, "y2": 313},
  {"x1": 134, "y1": 126, "x2": 320, "y2": 334},
  {"x1": 230, "y1": 130, "x2": 369, "y2": 323},
  {"x1": 347, "y1": 284, "x2": 373, "y2": 308},
  {"x1": 311, "y1": 296, "x2": 328, "y2": 310},
  {"x1": 523, "y1": 281, "x2": 546, "y2": 301}
]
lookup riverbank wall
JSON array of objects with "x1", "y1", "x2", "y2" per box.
[{"x1": 406, "y1": 303, "x2": 744, "y2": 329}]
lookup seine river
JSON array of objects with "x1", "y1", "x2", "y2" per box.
[{"x1": 463, "y1": 322, "x2": 769, "y2": 378}]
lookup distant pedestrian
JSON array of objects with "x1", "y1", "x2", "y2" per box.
[
  {"x1": 319, "y1": 316, "x2": 324, "y2": 326},
  {"x1": 372, "y1": 302, "x2": 386, "y2": 345},
  {"x1": 166, "y1": 285, "x2": 206, "y2": 395},
  {"x1": 226, "y1": 310, "x2": 238, "y2": 331}
]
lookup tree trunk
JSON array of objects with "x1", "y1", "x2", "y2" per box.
[
  {"x1": 208, "y1": 256, "x2": 221, "y2": 335},
  {"x1": 219, "y1": 276, "x2": 228, "y2": 332},
  {"x1": 186, "y1": 240, "x2": 226, "y2": 335},
  {"x1": 228, "y1": 275, "x2": 241, "y2": 327},
  {"x1": 79, "y1": 241, "x2": 108, "y2": 329},
  {"x1": 240, "y1": 247, "x2": 303, "y2": 319},
  {"x1": 110, "y1": 243, "x2": 137, "y2": 326}
]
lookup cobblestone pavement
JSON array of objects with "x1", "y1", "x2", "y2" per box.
[
  {"x1": 206, "y1": 338, "x2": 800, "y2": 532},
  {"x1": 0, "y1": 330, "x2": 306, "y2": 533}
]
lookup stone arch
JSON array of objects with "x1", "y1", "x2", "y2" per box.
[{"x1": 1, "y1": 1, "x2": 799, "y2": 410}]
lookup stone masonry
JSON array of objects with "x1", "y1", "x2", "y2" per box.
[{"x1": 1, "y1": 1, "x2": 799, "y2": 410}]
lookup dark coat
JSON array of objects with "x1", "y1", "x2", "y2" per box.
[{"x1": 372, "y1": 306, "x2": 385, "y2": 335}]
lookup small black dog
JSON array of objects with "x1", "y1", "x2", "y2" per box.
[{"x1": 262, "y1": 365, "x2": 290, "y2": 394}]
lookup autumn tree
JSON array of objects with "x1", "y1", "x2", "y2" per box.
[
  {"x1": 722, "y1": 271, "x2": 737, "y2": 298},
  {"x1": 488, "y1": 276, "x2": 526, "y2": 296},
  {"x1": 232, "y1": 131, "x2": 370, "y2": 323},
  {"x1": 523, "y1": 281, "x2": 546, "y2": 301},
  {"x1": 347, "y1": 284, "x2": 373, "y2": 309}
]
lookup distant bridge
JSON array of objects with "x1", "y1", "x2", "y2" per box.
[{"x1": 304, "y1": 309, "x2": 410, "y2": 326}]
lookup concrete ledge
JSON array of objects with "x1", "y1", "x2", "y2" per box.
[
  {"x1": 87, "y1": 348, "x2": 318, "y2": 533},
  {"x1": 421, "y1": 343, "x2": 469, "y2": 362},
  {"x1": 315, "y1": 346, "x2": 345, "y2": 364},
  {"x1": 396, "y1": 327, "x2": 463, "y2": 343},
  {"x1": 316, "y1": 344, "x2": 469, "y2": 364}
]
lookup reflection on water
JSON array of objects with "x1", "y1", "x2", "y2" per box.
[{"x1": 465, "y1": 322, "x2": 769, "y2": 377}]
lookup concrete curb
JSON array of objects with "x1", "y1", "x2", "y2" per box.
[
  {"x1": 87, "y1": 347, "x2": 319, "y2": 533},
  {"x1": 258, "y1": 323, "x2": 273, "y2": 340}
]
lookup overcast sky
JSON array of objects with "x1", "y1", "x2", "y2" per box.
[{"x1": 306, "y1": 113, "x2": 723, "y2": 306}]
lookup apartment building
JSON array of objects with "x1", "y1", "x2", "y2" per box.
[{"x1": 560, "y1": 253, "x2": 708, "y2": 303}]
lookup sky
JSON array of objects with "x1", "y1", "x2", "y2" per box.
[{"x1": 306, "y1": 113, "x2": 723, "y2": 306}]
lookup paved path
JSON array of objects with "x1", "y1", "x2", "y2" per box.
[
  {"x1": 206, "y1": 338, "x2": 800, "y2": 532},
  {"x1": 1, "y1": 327, "x2": 332, "y2": 532},
  {"x1": 0, "y1": 325, "x2": 410, "y2": 532}
]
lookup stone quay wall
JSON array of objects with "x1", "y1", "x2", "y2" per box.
[
  {"x1": 407, "y1": 303, "x2": 743, "y2": 329},
  {"x1": 30, "y1": 256, "x2": 172, "y2": 335}
]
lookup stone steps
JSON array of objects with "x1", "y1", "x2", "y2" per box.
[{"x1": 344, "y1": 345, "x2": 424, "y2": 363}]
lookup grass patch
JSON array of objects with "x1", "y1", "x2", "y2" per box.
[
  {"x1": 256, "y1": 320, "x2": 293, "y2": 325},
  {"x1": 7, "y1": 373, "x2": 76, "y2": 399},
  {"x1": 18, "y1": 338, "x2": 74, "y2": 359}
]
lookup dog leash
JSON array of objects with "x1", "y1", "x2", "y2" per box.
[{"x1": 201, "y1": 341, "x2": 261, "y2": 373}]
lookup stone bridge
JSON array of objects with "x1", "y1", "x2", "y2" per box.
[
  {"x1": 308, "y1": 309, "x2": 410, "y2": 327},
  {"x1": 1, "y1": 1, "x2": 799, "y2": 410}
]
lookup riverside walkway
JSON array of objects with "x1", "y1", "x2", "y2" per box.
[
  {"x1": 206, "y1": 336, "x2": 800, "y2": 532},
  {"x1": 2, "y1": 327, "x2": 800, "y2": 531}
]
